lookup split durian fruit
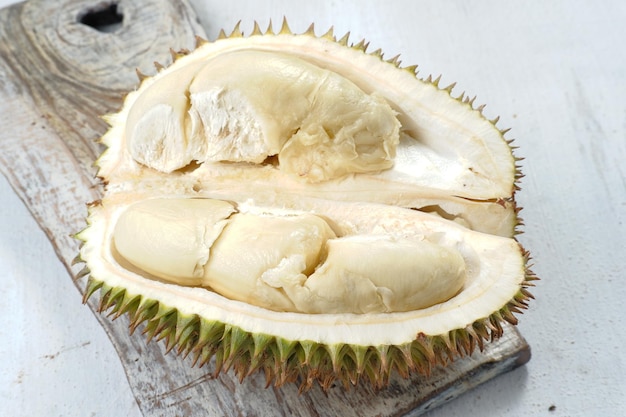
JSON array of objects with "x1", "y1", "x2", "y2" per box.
[{"x1": 76, "y1": 21, "x2": 536, "y2": 391}]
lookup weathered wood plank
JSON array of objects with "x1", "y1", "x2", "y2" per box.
[{"x1": 0, "y1": 1, "x2": 530, "y2": 416}]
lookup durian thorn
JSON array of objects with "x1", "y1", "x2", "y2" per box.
[
  {"x1": 96, "y1": 283, "x2": 113, "y2": 312},
  {"x1": 223, "y1": 327, "x2": 251, "y2": 370},
  {"x1": 320, "y1": 373, "x2": 336, "y2": 392},
  {"x1": 153, "y1": 61, "x2": 165, "y2": 72},
  {"x1": 177, "y1": 342, "x2": 194, "y2": 360},
  {"x1": 414, "y1": 332, "x2": 437, "y2": 365},
  {"x1": 233, "y1": 361, "x2": 249, "y2": 384},
  {"x1": 352, "y1": 38, "x2": 369, "y2": 52},
  {"x1": 154, "y1": 320, "x2": 178, "y2": 351},
  {"x1": 464, "y1": 326, "x2": 482, "y2": 352},
  {"x1": 449, "y1": 329, "x2": 465, "y2": 361},
  {"x1": 440, "y1": 333, "x2": 458, "y2": 359},
  {"x1": 443, "y1": 82, "x2": 457, "y2": 93},
  {"x1": 71, "y1": 254, "x2": 83, "y2": 266},
  {"x1": 488, "y1": 314, "x2": 505, "y2": 339},
  {"x1": 433, "y1": 74, "x2": 442, "y2": 87},
  {"x1": 373, "y1": 345, "x2": 390, "y2": 380},
  {"x1": 127, "y1": 316, "x2": 144, "y2": 335},
  {"x1": 82, "y1": 278, "x2": 103, "y2": 304},
  {"x1": 168, "y1": 48, "x2": 178, "y2": 62},
  {"x1": 397, "y1": 344, "x2": 416, "y2": 374},
  {"x1": 454, "y1": 328, "x2": 474, "y2": 356},
  {"x1": 74, "y1": 266, "x2": 90, "y2": 281},
  {"x1": 175, "y1": 320, "x2": 199, "y2": 357},
  {"x1": 129, "y1": 299, "x2": 159, "y2": 334},
  {"x1": 175, "y1": 314, "x2": 200, "y2": 344},
  {"x1": 338, "y1": 31, "x2": 350, "y2": 46},
  {"x1": 143, "y1": 307, "x2": 172, "y2": 338},
  {"x1": 246, "y1": 334, "x2": 272, "y2": 377},
  {"x1": 216, "y1": 29, "x2": 227, "y2": 40},
  {"x1": 141, "y1": 320, "x2": 159, "y2": 343},
  {"x1": 500, "y1": 307, "x2": 519, "y2": 325},
  {"x1": 491, "y1": 115, "x2": 501, "y2": 125},
  {"x1": 520, "y1": 287, "x2": 535, "y2": 300},
  {"x1": 301, "y1": 341, "x2": 325, "y2": 372},
  {"x1": 303, "y1": 22, "x2": 315, "y2": 36},
  {"x1": 194, "y1": 343, "x2": 217, "y2": 368},
  {"x1": 103, "y1": 287, "x2": 127, "y2": 317},
  {"x1": 370, "y1": 48, "x2": 383, "y2": 59},
  {"x1": 508, "y1": 304, "x2": 525, "y2": 314},
  {"x1": 189, "y1": 346, "x2": 202, "y2": 368},
  {"x1": 473, "y1": 321, "x2": 490, "y2": 342},
  {"x1": 135, "y1": 68, "x2": 148, "y2": 82},
  {"x1": 265, "y1": 19, "x2": 274, "y2": 35},
  {"x1": 525, "y1": 270, "x2": 540, "y2": 282},
  {"x1": 251, "y1": 21, "x2": 263, "y2": 36},
  {"x1": 387, "y1": 54, "x2": 401, "y2": 66},
  {"x1": 261, "y1": 365, "x2": 275, "y2": 389},
  {"x1": 230, "y1": 20, "x2": 243, "y2": 38},
  {"x1": 352, "y1": 345, "x2": 370, "y2": 376},
  {"x1": 195, "y1": 35, "x2": 208, "y2": 48},
  {"x1": 457, "y1": 91, "x2": 466, "y2": 101},
  {"x1": 325, "y1": 345, "x2": 341, "y2": 373},
  {"x1": 321, "y1": 26, "x2": 335, "y2": 40},
  {"x1": 212, "y1": 346, "x2": 226, "y2": 376},
  {"x1": 73, "y1": 227, "x2": 88, "y2": 242},
  {"x1": 298, "y1": 378, "x2": 314, "y2": 395},
  {"x1": 194, "y1": 319, "x2": 226, "y2": 356},
  {"x1": 403, "y1": 64, "x2": 418, "y2": 75},
  {"x1": 112, "y1": 295, "x2": 141, "y2": 320},
  {"x1": 279, "y1": 17, "x2": 291, "y2": 35},
  {"x1": 477, "y1": 103, "x2": 487, "y2": 113},
  {"x1": 276, "y1": 338, "x2": 298, "y2": 364}
]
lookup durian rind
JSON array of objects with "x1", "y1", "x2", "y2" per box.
[
  {"x1": 80, "y1": 255, "x2": 534, "y2": 391},
  {"x1": 78, "y1": 20, "x2": 536, "y2": 391},
  {"x1": 95, "y1": 20, "x2": 519, "y2": 237},
  {"x1": 79, "y1": 191, "x2": 526, "y2": 342}
]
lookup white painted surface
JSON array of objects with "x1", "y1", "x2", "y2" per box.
[{"x1": 1, "y1": 0, "x2": 625, "y2": 416}]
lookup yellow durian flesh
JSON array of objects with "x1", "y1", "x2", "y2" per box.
[
  {"x1": 79, "y1": 23, "x2": 536, "y2": 391},
  {"x1": 112, "y1": 197, "x2": 467, "y2": 314},
  {"x1": 126, "y1": 50, "x2": 400, "y2": 182},
  {"x1": 112, "y1": 198, "x2": 236, "y2": 285}
]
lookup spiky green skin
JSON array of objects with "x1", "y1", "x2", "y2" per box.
[
  {"x1": 77, "y1": 19, "x2": 537, "y2": 392},
  {"x1": 78, "y1": 252, "x2": 536, "y2": 391}
]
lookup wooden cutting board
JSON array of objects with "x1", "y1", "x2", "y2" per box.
[{"x1": 0, "y1": 0, "x2": 530, "y2": 415}]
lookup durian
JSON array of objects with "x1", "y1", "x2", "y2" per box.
[{"x1": 76, "y1": 20, "x2": 536, "y2": 391}]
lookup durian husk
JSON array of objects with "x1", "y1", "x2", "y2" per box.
[{"x1": 77, "y1": 19, "x2": 537, "y2": 392}]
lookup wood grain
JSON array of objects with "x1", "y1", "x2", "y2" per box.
[{"x1": 0, "y1": 1, "x2": 530, "y2": 416}]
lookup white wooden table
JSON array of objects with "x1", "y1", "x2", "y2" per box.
[{"x1": 1, "y1": 1, "x2": 625, "y2": 416}]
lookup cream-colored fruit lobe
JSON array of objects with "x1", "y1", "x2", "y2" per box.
[
  {"x1": 202, "y1": 211, "x2": 337, "y2": 311},
  {"x1": 284, "y1": 235, "x2": 466, "y2": 314},
  {"x1": 125, "y1": 50, "x2": 400, "y2": 181},
  {"x1": 111, "y1": 196, "x2": 473, "y2": 314},
  {"x1": 124, "y1": 62, "x2": 207, "y2": 173},
  {"x1": 112, "y1": 198, "x2": 235, "y2": 285}
]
